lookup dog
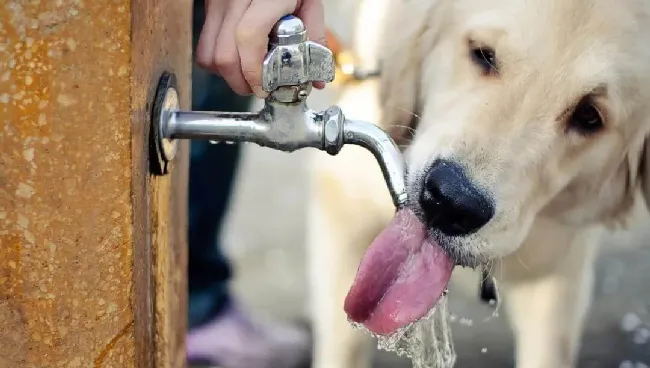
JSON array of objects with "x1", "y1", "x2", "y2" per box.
[{"x1": 307, "y1": 0, "x2": 650, "y2": 367}]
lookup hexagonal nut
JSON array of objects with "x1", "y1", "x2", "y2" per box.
[{"x1": 322, "y1": 106, "x2": 344, "y2": 155}]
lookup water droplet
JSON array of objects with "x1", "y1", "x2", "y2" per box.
[
  {"x1": 633, "y1": 327, "x2": 650, "y2": 345},
  {"x1": 621, "y1": 313, "x2": 642, "y2": 332}
]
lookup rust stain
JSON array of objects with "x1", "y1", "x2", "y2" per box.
[
  {"x1": 94, "y1": 319, "x2": 135, "y2": 368},
  {"x1": 1, "y1": 0, "x2": 191, "y2": 366},
  {"x1": 0, "y1": 0, "x2": 135, "y2": 367}
]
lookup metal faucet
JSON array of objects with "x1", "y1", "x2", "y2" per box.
[{"x1": 151, "y1": 15, "x2": 407, "y2": 208}]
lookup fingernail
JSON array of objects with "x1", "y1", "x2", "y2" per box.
[{"x1": 252, "y1": 86, "x2": 268, "y2": 99}]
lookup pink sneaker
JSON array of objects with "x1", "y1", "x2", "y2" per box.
[{"x1": 186, "y1": 303, "x2": 311, "y2": 368}]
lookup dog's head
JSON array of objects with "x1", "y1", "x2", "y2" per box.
[{"x1": 380, "y1": 0, "x2": 650, "y2": 267}]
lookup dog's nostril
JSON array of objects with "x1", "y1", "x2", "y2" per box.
[{"x1": 420, "y1": 159, "x2": 494, "y2": 236}]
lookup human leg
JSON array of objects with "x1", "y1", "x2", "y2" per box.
[{"x1": 186, "y1": 2, "x2": 310, "y2": 367}]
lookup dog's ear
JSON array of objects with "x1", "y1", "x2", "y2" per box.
[
  {"x1": 640, "y1": 135, "x2": 650, "y2": 209},
  {"x1": 612, "y1": 133, "x2": 650, "y2": 224},
  {"x1": 378, "y1": 0, "x2": 442, "y2": 149},
  {"x1": 592, "y1": 133, "x2": 650, "y2": 227}
]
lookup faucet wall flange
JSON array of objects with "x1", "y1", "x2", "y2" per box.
[{"x1": 151, "y1": 71, "x2": 180, "y2": 176}]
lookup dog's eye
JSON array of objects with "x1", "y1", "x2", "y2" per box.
[
  {"x1": 470, "y1": 46, "x2": 497, "y2": 75},
  {"x1": 568, "y1": 99, "x2": 603, "y2": 135}
]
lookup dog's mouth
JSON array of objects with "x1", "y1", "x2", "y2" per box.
[{"x1": 344, "y1": 208, "x2": 455, "y2": 335}]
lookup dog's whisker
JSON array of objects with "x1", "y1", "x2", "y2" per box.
[
  {"x1": 481, "y1": 261, "x2": 494, "y2": 283},
  {"x1": 389, "y1": 126, "x2": 418, "y2": 138},
  {"x1": 491, "y1": 260, "x2": 504, "y2": 318},
  {"x1": 498, "y1": 258, "x2": 504, "y2": 282},
  {"x1": 389, "y1": 123, "x2": 418, "y2": 130},
  {"x1": 383, "y1": 104, "x2": 422, "y2": 120},
  {"x1": 479, "y1": 48, "x2": 499, "y2": 75},
  {"x1": 515, "y1": 253, "x2": 531, "y2": 273}
]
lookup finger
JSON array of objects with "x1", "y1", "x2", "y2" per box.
[
  {"x1": 196, "y1": 0, "x2": 227, "y2": 70},
  {"x1": 296, "y1": 0, "x2": 326, "y2": 46},
  {"x1": 325, "y1": 28, "x2": 343, "y2": 56},
  {"x1": 315, "y1": 28, "x2": 340, "y2": 89},
  {"x1": 214, "y1": 0, "x2": 254, "y2": 95},
  {"x1": 236, "y1": 0, "x2": 298, "y2": 98},
  {"x1": 297, "y1": 0, "x2": 327, "y2": 89}
]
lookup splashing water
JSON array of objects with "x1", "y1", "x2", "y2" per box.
[{"x1": 351, "y1": 294, "x2": 457, "y2": 368}]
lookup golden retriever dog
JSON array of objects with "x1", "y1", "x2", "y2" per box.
[{"x1": 307, "y1": 0, "x2": 650, "y2": 367}]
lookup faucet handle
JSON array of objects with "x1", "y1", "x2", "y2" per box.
[{"x1": 262, "y1": 15, "x2": 335, "y2": 92}]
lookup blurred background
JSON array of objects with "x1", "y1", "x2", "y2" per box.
[{"x1": 189, "y1": 1, "x2": 650, "y2": 367}]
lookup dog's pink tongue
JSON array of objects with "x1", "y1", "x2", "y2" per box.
[{"x1": 344, "y1": 209, "x2": 454, "y2": 335}]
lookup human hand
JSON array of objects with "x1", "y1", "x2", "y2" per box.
[{"x1": 196, "y1": 0, "x2": 326, "y2": 99}]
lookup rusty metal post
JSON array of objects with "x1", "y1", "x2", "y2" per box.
[{"x1": 0, "y1": 1, "x2": 191, "y2": 367}]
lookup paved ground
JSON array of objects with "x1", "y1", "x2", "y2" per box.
[{"x1": 216, "y1": 87, "x2": 650, "y2": 368}]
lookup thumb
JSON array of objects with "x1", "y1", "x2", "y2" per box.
[{"x1": 296, "y1": 0, "x2": 328, "y2": 89}]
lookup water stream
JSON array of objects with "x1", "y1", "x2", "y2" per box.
[{"x1": 352, "y1": 294, "x2": 457, "y2": 368}]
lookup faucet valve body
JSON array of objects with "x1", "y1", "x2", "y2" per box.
[
  {"x1": 263, "y1": 15, "x2": 335, "y2": 96},
  {"x1": 151, "y1": 16, "x2": 407, "y2": 208}
]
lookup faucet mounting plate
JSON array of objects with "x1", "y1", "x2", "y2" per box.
[{"x1": 151, "y1": 71, "x2": 180, "y2": 176}]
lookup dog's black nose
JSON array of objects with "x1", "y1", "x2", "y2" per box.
[{"x1": 420, "y1": 159, "x2": 494, "y2": 236}]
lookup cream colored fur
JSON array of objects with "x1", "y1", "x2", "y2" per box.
[{"x1": 308, "y1": 0, "x2": 650, "y2": 367}]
